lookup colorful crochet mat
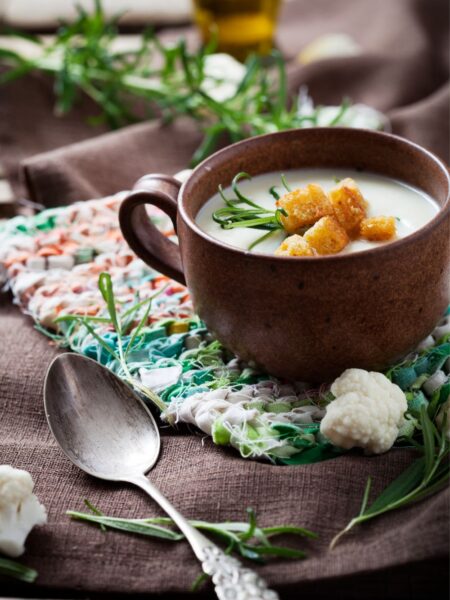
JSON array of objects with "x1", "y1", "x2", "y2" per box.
[{"x1": 1, "y1": 195, "x2": 449, "y2": 464}]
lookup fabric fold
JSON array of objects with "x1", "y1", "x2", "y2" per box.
[{"x1": 22, "y1": 119, "x2": 203, "y2": 205}]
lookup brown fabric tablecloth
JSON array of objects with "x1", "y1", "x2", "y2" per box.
[{"x1": 1, "y1": 0, "x2": 449, "y2": 598}]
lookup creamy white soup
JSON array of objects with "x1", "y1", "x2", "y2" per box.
[{"x1": 195, "y1": 169, "x2": 439, "y2": 255}]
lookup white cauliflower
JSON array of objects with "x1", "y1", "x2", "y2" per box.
[
  {"x1": 0, "y1": 465, "x2": 47, "y2": 557},
  {"x1": 320, "y1": 369, "x2": 407, "y2": 454}
]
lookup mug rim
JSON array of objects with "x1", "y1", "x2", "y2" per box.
[{"x1": 178, "y1": 127, "x2": 450, "y2": 262}]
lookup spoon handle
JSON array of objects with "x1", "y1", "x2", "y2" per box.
[{"x1": 128, "y1": 474, "x2": 279, "y2": 600}]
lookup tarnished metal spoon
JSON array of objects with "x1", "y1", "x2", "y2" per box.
[{"x1": 44, "y1": 353, "x2": 278, "y2": 600}]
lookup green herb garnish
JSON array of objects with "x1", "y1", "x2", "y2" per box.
[
  {"x1": 68, "y1": 500, "x2": 316, "y2": 564},
  {"x1": 280, "y1": 173, "x2": 291, "y2": 192},
  {"x1": 54, "y1": 272, "x2": 168, "y2": 412},
  {"x1": 212, "y1": 172, "x2": 290, "y2": 250},
  {"x1": 330, "y1": 406, "x2": 449, "y2": 548},
  {"x1": 0, "y1": 557, "x2": 38, "y2": 583},
  {"x1": 0, "y1": 0, "x2": 354, "y2": 166}
]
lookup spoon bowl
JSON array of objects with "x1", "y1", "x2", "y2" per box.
[{"x1": 44, "y1": 353, "x2": 160, "y2": 480}]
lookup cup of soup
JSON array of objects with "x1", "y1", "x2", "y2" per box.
[{"x1": 119, "y1": 128, "x2": 450, "y2": 381}]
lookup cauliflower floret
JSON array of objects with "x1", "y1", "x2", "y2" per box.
[
  {"x1": 320, "y1": 369, "x2": 407, "y2": 454},
  {"x1": 0, "y1": 465, "x2": 47, "y2": 557}
]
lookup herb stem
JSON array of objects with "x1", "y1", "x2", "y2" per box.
[
  {"x1": 248, "y1": 229, "x2": 279, "y2": 251},
  {"x1": 0, "y1": 557, "x2": 38, "y2": 583},
  {"x1": 223, "y1": 216, "x2": 280, "y2": 229},
  {"x1": 68, "y1": 502, "x2": 315, "y2": 565},
  {"x1": 329, "y1": 407, "x2": 449, "y2": 549},
  {"x1": 0, "y1": 4, "x2": 356, "y2": 163},
  {"x1": 212, "y1": 173, "x2": 291, "y2": 250}
]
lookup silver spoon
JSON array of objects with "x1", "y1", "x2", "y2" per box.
[{"x1": 44, "y1": 353, "x2": 278, "y2": 600}]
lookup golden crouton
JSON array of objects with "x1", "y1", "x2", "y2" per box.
[
  {"x1": 329, "y1": 178, "x2": 367, "y2": 235},
  {"x1": 275, "y1": 234, "x2": 315, "y2": 257},
  {"x1": 277, "y1": 184, "x2": 334, "y2": 234},
  {"x1": 304, "y1": 216, "x2": 349, "y2": 255},
  {"x1": 360, "y1": 216, "x2": 396, "y2": 241}
]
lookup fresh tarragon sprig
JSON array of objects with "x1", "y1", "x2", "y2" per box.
[
  {"x1": 0, "y1": 557, "x2": 37, "y2": 583},
  {"x1": 68, "y1": 500, "x2": 316, "y2": 562},
  {"x1": 330, "y1": 406, "x2": 449, "y2": 548},
  {"x1": 53, "y1": 272, "x2": 168, "y2": 412},
  {"x1": 69, "y1": 501, "x2": 316, "y2": 591},
  {"x1": 212, "y1": 172, "x2": 292, "y2": 250}
]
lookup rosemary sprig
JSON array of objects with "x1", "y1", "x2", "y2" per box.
[
  {"x1": 0, "y1": 1, "x2": 354, "y2": 166},
  {"x1": 0, "y1": 557, "x2": 37, "y2": 583},
  {"x1": 68, "y1": 501, "x2": 316, "y2": 563},
  {"x1": 212, "y1": 172, "x2": 289, "y2": 250},
  {"x1": 54, "y1": 272, "x2": 168, "y2": 412},
  {"x1": 330, "y1": 406, "x2": 449, "y2": 549}
]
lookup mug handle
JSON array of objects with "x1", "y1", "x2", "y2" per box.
[{"x1": 119, "y1": 174, "x2": 186, "y2": 285}]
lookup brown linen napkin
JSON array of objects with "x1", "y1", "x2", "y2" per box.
[
  {"x1": 22, "y1": 118, "x2": 203, "y2": 206},
  {"x1": 0, "y1": 0, "x2": 449, "y2": 598}
]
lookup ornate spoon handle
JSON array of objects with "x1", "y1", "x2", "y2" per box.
[
  {"x1": 128, "y1": 474, "x2": 279, "y2": 600},
  {"x1": 199, "y1": 544, "x2": 279, "y2": 600}
]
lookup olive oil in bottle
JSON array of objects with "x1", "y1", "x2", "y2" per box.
[{"x1": 193, "y1": 0, "x2": 282, "y2": 61}]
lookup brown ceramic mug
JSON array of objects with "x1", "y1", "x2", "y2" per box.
[{"x1": 119, "y1": 128, "x2": 450, "y2": 381}]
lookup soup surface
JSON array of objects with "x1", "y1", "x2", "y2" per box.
[{"x1": 195, "y1": 169, "x2": 439, "y2": 254}]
